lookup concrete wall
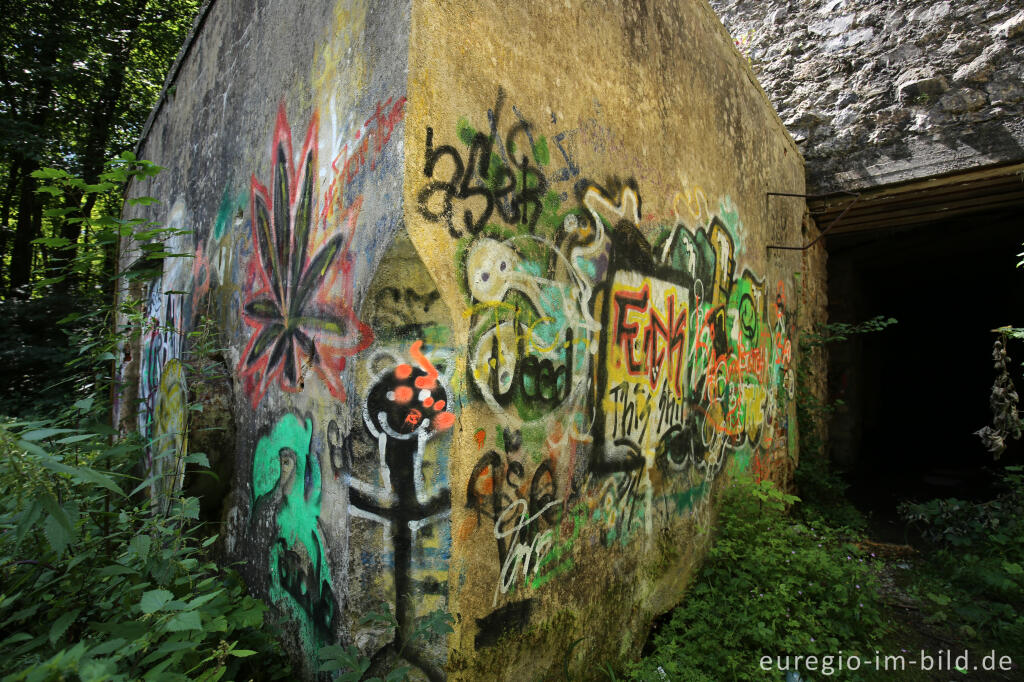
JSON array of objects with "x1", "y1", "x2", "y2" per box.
[
  {"x1": 118, "y1": 0, "x2": 821, "y2": 678},
  {"x1": 711, "y1": 0, "x2": 1024, "y2": 193}
]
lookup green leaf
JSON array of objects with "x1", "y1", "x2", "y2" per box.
[
  {"x1": 195, "y1": 666, "x2": 227, "y2": 682},
  {"x1": 90, "y1": 620, "x2": 147, "y2": 640},
  {"x1": 229, "y1": 649, "x2": 258, "y2": 657},
  {"x1": 139, "y1": 640, "x2": 198, "y2": 667},
  {"x1": 180, "y1": 496, "x2": 200, "y2": 520},
  {"x1": 206, "y1": 615, "x2": 228, "y2": 632},
  {"x1": 385, "y1": 666, "x2": 412, "y2": 682},
  {"x1": 86, "y1": 637, "x2": 127, "y2": 657},
  {"x1": 21, "y1": 427, "x2": 78, "y2": 441},
  {"x1": 187, "y1": 590, "x2": 223, "y2": 610},
  {"x1": 43, "y1": 513, "x2": 70, "y2": 555},
  {"x1": 32, "y1": 168, "x2": 69, "y2": 179},
  {"x1": 140, "y1": 589, "x2": 174, "y2": 614},
  {"x1": 30, "y1": 449, "x2": 124, "y2": 495},
  {"x1": 0, "y1": 633, "x2": 34, "y2": 648},
  {"x1": 16, "y1": 498, "x2": 44, "y2": 542},
  {"x1": 55, "y1": 433, "x2": 97, "y2": 445},
  {"x1": 184, "y1": 452, "x2": 209, "y2": 467},
  {"x1": 40, "y1": 492, "x2": 72, "y2": 532},
  {"x1": 129, "y1": 533, "x2": 152, "y2": 559},
  {"x1": 49, "y1": 609, "x2": 80, "y2": 644},
  {"x1": 165, "y1": 610, "x2": 203, "y2": 632},
  {"x1": 97, "y1": 564, "x2": 137, "y2": 577}
]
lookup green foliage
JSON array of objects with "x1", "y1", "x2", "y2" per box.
[
  {"x1": 1, "y1": 159, "x2": 292, "y2": 680},
  {"x1": 1, "y1": 0, "x2": 200, "y2": 296},
  {"x1": 31, "y1": 153, "x2": 171, "y2": 291},
  {"x1": 627, "y1": 478, "x2": 888, "y2": 681},
  {"x1": 795, "y1": 316, "x2": 897, "y2": 529},
  {"x1": 898, "y1": 466, "x2": 1024, "y2": 649},
  {"x1": 0, "y1": 155, "x2": 183, "y2": 421},
  {"x1": 0, "y1": 417, "x2": 292, "y2": 681},
  {"x1": 799, "y1": 316, "x2": 898, "y2": 349}
]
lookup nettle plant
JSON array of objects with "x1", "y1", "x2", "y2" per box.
[
  {"x1": 0, "y1": 414, "x2": 292, "y2": 681},
  {"x1": 0, "y1": 157, "x2": 293, "y2": 680},
  {"x1": 626, "y1": 475, "x2": 888, "y2": 682}
]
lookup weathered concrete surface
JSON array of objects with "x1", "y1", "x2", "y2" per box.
[
  {"x1": 711, "y1": 0, "x2": 1024, "y2": 193},
  {"x1": 118, "y1": 0, "x2": 823, "y2": 678},
  {"x1": 405, "y1": 0, "x2": 815, "y2": 678}
]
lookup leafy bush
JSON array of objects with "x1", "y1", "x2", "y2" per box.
[
  {"x1": 898, "y1": 465, "x2": 1024, "y2": 649},
  {"x1": 1, "y1": 156, "x2": 292, "y2": 681},
  {"x1": 628, "y1": 478, "x2": 888, "y2": 681},
  {"x1": 0, "y1": 416, "x2": 293, "y2": 681}
]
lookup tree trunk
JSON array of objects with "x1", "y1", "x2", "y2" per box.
[
  {"x1": 8, "y1": 163, "x2": 40, "y2": 296},
  {"x1": 53, "y1": 0, "x2": 148, "y2": 295},
  {"x1": 0, "y1": 160, "x2": 22, "y2": 290}
]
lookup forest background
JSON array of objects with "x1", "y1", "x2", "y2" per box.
[{"x1": 0, "y1": 0, "x2": 200, "y2": 416}]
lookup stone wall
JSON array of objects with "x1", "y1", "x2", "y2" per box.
[
  {"x1": 118, "y1": 0, "x2": 823, "y2": 678},
  {"x1": 711, "y1": 0, "x2": 1024, "y2": 192}
]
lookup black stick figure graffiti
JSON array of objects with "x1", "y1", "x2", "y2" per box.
[{"x1": 346, "y1": 340, "x2": 454, "y2": 682}]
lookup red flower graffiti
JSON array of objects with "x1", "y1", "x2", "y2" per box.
[{"x1": 238, "y1": 105, "x2": 372, "y2": 408}]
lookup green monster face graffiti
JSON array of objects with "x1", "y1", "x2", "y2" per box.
[{"x1": 252, "y1": 413, "x2": 338, "y2": 652}]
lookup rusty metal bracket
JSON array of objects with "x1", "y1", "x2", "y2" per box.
[{"x1": 765, "y1": 190, "x2": 861, "y2": 252}]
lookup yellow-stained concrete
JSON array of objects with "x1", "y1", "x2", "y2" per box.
[{"x1": 403, "y1": 1, "x2": 811, "y2": 678}]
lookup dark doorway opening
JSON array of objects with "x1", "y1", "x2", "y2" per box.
[{"x1": 826, "y1": 204, "x2": 1024, "y2": 537}]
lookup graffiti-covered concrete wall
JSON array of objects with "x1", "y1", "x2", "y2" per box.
[{"x1": 117, "y1": 0, "x2": 823, "y2": 678}]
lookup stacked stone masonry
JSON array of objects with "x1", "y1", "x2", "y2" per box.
[{"x1": 711, "y1": 0, "x2": 1024, "y2": 192}]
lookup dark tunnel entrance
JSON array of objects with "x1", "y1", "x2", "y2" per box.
[{"x1": 825, "y1": 200, "x2": 1024, "y2": 535}]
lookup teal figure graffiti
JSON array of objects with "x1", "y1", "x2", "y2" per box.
[{"x1": 252, "y1": 413, "x2": 339, "y2": 650}]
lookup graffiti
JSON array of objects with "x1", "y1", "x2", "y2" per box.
[
  {"x1": 238, "y1": 104, "x2": 373, "y2": 409},
  {"x1": 369, "y1": 287, "x2": 444, "y2": 338},
  {"x1": 150, "y1": 358, "x2": 188, "y2": 508},
  {"x1": 139, "y1": 271, "x2": 185, "y2": 475},
  {"x1": 323, "y1": 96, "x2": 406, "y2": 213},
  {"x1": 252, "y1": 413, "x2": 339, "y2": 646},
  {"x1": 463, "y1": 229, "x2": 602, "y2": 430},
  {"x1": 439, "y1": 96, "x2": 796, "y2": 620},
  {"x1": 587, "y1": 467, "x2": 650, "y2": 547},
  {"x1": 190, "y1": 186, "x2": 245, "y2": 320},
  {"x1": 342, "y1": 340, "x2": 454, "y2": 682},
  {"x1": 326, "y1": 418, "x2": 354, "y2": 480},
  {"x1": 417, "y1": 88, "x2": 549, "y2": 238},
  {"x1": 361, "y1": 229, "x2": 454, "y2": 351},
  {"x1": 463, "y1": 428, "x2": 574, "y2": 605}
]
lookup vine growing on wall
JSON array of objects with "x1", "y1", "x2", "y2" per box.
[{"x1": 794, "y1": 315, "x2": 896, "y2": 526}]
